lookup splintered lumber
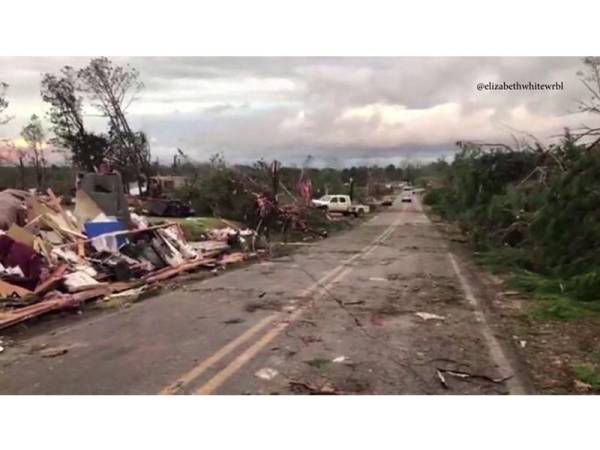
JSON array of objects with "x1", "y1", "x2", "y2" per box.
[
  {"x1": 7, "y1": 224, "x2": 36, "y2": 248},
  {"x1": 0, "y1": 280, "x2": 33, "y2": 299},
  {"x1": 46, "y1": 188, "x2": 79, "y2": 231},
  {"x1": 30, "y1": 195, "x2": 84, "y2": 241},
  {"x1": 0, "y1": 294, "x2": 80, "y2": 330},
  {"x1": 0, "y1": 287, "x2": 111, "y2": 331},
  {"x1": 220, "y1": 252, "x2": 250, "y2": 264},
  {"x1": 24, "y1": 214, "x2": 43, "y2": 230},
  {"x1": 71, "y1": 287, "x2": 109, "y2": 302},
  {"x1": 108, "y1": 280, "x2": 145, "y2": 294},
  {"x1": 143, "y1": 258, "x2": 217, "y2": 283},
  {"x1": 76, "y1": 239, "x2": 85, "y2": 257},
  {"x1": 45, "y1": 188, "x2": 63, "y2": 213},
  {"x1": 33, "y1": 264, "x2": 67, "y2": 296},
  {"x1": 73, "y1": 189, "x2": 105, "y2": 230}
]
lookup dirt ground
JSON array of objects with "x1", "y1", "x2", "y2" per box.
[{"x1": 428, "y1": 215, "x2": 600, "y2": 395}]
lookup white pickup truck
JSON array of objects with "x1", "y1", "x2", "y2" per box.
[{"x1": 312, "y1": 195, "x2": 370, "y2": 217}]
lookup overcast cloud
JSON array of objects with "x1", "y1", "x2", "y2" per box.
[{"x1": 0, "y1": 57, "x2": 597, "y2": 167}]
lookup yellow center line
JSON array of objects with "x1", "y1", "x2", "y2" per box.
[
  {"x1": 194, "y1": 206, "x2": 405, "y2": 395},
  {"x1": 159, "y1": 202, "x2": 405, "y2": 395},
  {"x1": 160, "y1": 265, "x2": 346, "y2": 395}
]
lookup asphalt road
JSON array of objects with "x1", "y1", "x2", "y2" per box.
[{"x1": 0, "y1": 195, "x2": 528, "y2": 394}]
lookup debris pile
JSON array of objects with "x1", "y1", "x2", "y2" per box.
[{"x1": 0, "y1": 180, "x2": 262, "y2": 330}]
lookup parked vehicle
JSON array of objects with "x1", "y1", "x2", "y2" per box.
[
  {"x1": 147, "y1": 199, "x2": 195, "y2": 217},
  {"x1": 380, "y1": 196, "x2": 394, "y2": 206},
  {"x1": 401, "y1": 193, "x2": 412, "y2": 203},
  {"x1": 312, "y1": 195, "x2": 370, "y2": 217}
]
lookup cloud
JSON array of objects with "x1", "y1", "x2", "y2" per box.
[{"x1": 0, "y1": 57, "x2": 598, "y2": 167}]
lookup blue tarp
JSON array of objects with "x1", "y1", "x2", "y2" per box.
[{"x1": 84, "y1": 220, "x2": 128, "y2": 249}]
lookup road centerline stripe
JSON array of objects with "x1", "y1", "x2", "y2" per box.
[
  {"x1": 194, "y1": 208, "x2": 405, "y2": 395},
  {"x1": 159, "y1": 202, "x2": 405, "y2": 394}
]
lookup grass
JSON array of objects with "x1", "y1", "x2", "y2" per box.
[
  {"x1": 500, "y1": 270, "x2": 600, "y2": 322},
  {"x1": 476, "y1": 247, "x2": 531, "y2": 274},
  {"x1": 506, "y1": 270, "x2": 583, "y2": 321},
  {"x1": 572, "y1": 364, "x2": 600, "y2": 390},
  {"x1": 529, "y1": 296, "x2": 585, "y2": 321},
  {"x1": 473, "y1": 249, "x2": 600, "y2": 322},
  {"x1": 148, "y1": 216, "x2": 244, "y2": 241},
  {"x1": 305, "y1": 358, "x2": 332, "y2": 371}
]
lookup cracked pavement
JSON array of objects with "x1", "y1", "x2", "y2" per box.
[{"x1": 0, "y1": 196, "x2": 527, "y2": 394}]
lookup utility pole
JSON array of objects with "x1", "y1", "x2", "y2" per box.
[{"x1": 271, "y1": 160, "x2": 281, "y2": 198}]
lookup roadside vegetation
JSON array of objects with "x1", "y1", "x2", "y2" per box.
[
  {"x1": 421, "y1": 57, "x2": 600, "y2": 392},
  {"x1": 424, "y1": 58, "x2": 600, "y2": 314}
]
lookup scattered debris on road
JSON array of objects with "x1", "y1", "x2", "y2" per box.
[
  {"x1": 305, "y1": 357, "x2": 332, "y2": 370},
  {"x1": 574, "y1": 379, "x2": 593, "y2": 392},
  {"x1": 288, "y1": 380, "x2": 338, "y2": 395},
  {"x1": 223, "y1": 318, "x2": 245, "y2": 325},
  {"x1": 436, "y1": 367, "x2": 512, "y2": 389},
  {"x1": 254, "y1": 367, "x2": 279, "y2": 381},
  {"x1": 245, "y1": 298, "x2": 282, "y2": 312},
  {"x1": 342, "y1": 300, "x2": 365, "y2": 306},
  {"x1": 39, "y1": 346, "x2": 70, "y2": 358},
  {"x1": 415, "y1": 312, "x2": 446, "y2": 321}
]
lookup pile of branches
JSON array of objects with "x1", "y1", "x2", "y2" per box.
[{"x1": 175, "y1": 155, "x2": 327, "y2": 240}]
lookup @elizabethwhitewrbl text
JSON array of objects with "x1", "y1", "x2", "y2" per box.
[{"x1": 477, "y1": 81, "x2": 564, "y2": 91}]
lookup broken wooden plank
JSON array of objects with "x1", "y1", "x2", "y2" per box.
[
  {"x1": 0, "y1": 294, "x2": 80, "y2": 330},
  {"x1": 7, "y1": 223, "x2": 36, "y2": 248},
  {"x1": 45, "y1": 188, "x2": 64, "y2": 214},
  {"x1": 71, "y1": 287, "x2": 110, "y2": 302},
  {"x1": 76, "y1": 239, "x2": 85, "y2": 257},
  {"x1": 0, "y1": 279, "x2": 33, "y2": 299},
  {"x1": 144, "y1": 258, "x2": 217, "y2": 283},
  {"x1": 33, "y1": 264, "x2": 67, "y2": 296},
  {"x1": 73, "y1": 189, "x2": 105, "y2": 230}
]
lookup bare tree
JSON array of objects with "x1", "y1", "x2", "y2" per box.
[
  {"x1": 576, "y1": 57, "x2": 600, "y2": 149},
  {"x1": 78, "y1": 57, "x2": 150, "y2": 190},
  {"x1": 21, "y1": 114, "x2": 46, "y2": 188},
  {"x1": 578, "y1": 57, "x2": 600, "y2": 114}
]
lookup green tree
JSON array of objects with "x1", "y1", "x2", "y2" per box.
[
  {"x1": 79, "y1": 57, "x2": 150, "y2": 191},
  {"x1": 20, "y1": 114, "x2": 46, "y2": 188},
  {"x1": 41, "y1": 66, "x2": 109, "y2": 171},
  {"x1": 0, "y1": 82, "x2": 11, "y2": 125}
]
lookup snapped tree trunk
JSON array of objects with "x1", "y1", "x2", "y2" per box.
[{"x1": 18, "y1": 157, "x2": 25, "y2": 189}]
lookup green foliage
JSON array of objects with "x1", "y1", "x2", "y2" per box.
[
  {"x1": 175, "y1": 157, "x2": 257, "y2": 224},
  {"x1": 531, "y1": 297, "x2": 584, "y2": 321},
  {"x1": 0, "y1": 81, "x2": 11, "y2": 124},
  {"x1": 426, "y1": 136, "x2": 600, "y2": 316},
  {"x1": 477, "y1": 247, "x2": 532, "y2": 273},
  {"x1": 21, "y1": 114, "x2": 45, "y2": 146},
  {"x1": 149, "y1": 217, "x2": 243, "y2": 241},
  {"x1": 41, "y1": 67, "x2": 109, "y2": 171},
  {"x1": 572, "y1": 364, "x2": 600, "y2": 390}
]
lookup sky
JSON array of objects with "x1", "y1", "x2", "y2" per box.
[{"x1": 0, "y1": 56, "x2": 598, "y2": 167}]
